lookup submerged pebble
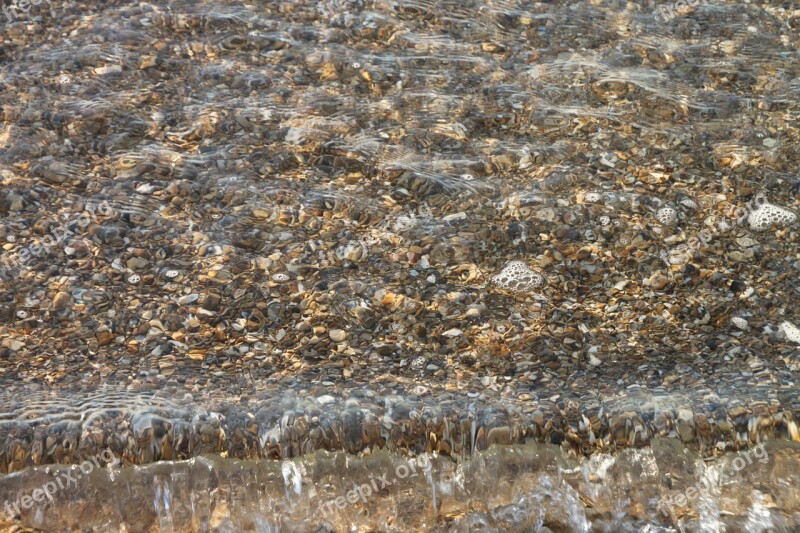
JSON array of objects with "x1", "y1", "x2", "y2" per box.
[{"x1": 0, "y1": 2, "x2": 796, "y2": 519}]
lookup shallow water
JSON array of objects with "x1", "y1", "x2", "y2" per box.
[
  {"x1": 2, "y1": 440, "x2": 800, "y2": 532},
  {"x1": 1, "y1": 0, "x2": 800, "y2": 530}
]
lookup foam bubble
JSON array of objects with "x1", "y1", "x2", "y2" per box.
[
  {"x1": 747, "y1": 195, "x2": 796, "y2": 232},
  {"x1": 779, "y1": 321, "x2": 800, "y2": 344},
  {"x1": 491, "y1": 261, "x2": 546, "y2": 293},
  {"x1": 656, "y1": 207, "x2": 677, "y2": 225},
  {"x1": 583, "y1": 192, "x2": 602, "y2": 204},
  {"x1": 660, "y1": 244, "x2": 692, "y2": 265}
]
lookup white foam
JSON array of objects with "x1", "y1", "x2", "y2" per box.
[
  {"x1": 491, "y1": 261, "x2": 546, "y2": 293},
  {"x1": 779, "y1": 321, "x2": 800, "y2": 344},
  {"x1": 747, "y1": 195, "x2": 796, "y2": 232},
  {"x1": 660, "y1": 244, "x2": 692, "y2": 265},
  {"x1": 583, "y1": 192, "x2": 602, "y2": 203},
  {"x1": 656, "y1": 207, "x2": 677, "y2": 225}
]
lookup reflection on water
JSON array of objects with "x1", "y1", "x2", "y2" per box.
[{"x1": 1, "y1": 0, "x2": 800, "y2": 530}]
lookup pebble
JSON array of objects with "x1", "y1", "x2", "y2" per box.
[
  {"x1": 329, "y1": 329, "x2": 347, "y2": 342},
  {"x1": 0, "y1": 0, "x2": 796, "y2": 483},
  {"x1": 2, "y1": 339, "x2": 24, "y2": 351},
  {"x1": 731, "y1": 317, "x2": 749, "y2": 331}
]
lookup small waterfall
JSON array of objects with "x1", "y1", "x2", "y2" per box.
[
  {"x1": 1, "y1": 440, "x2": 797, "y2": 531},
  {"x1": 153, "y1": 473, "x2": 175, "y2": 533}
]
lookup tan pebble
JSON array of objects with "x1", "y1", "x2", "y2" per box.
[
  {"x1": 788, "y1": 421, "x2": 800, "y2": 442},
  {"x1": 95, "y1": 65, "x2": 122, "y2": 75},
  {"x1": 486, "y1": 426, "x2": 512, "y2": 445},
  {"x1": 649, "y1": 275, "x2": 670, "y2": 290},
  {"x1": 140, "y1": 56, "x2": 157, "y2": 69},
  {"x1": 320, "y1": 63, "x2": 338, "y2": 80},
  {"x1": 187, "y1": 350, "x2": 206, "y2": 361},
  {"x1": 96, "y1": 331, "x2": 115, "y2": 347},
  {"x1": 127, "y1": 257, "x2": 150, "y2": 269},
  {"x1": 329, "y1": 329, "x2": 347, "y2": 343},
  {"x1": 52, "y1": 291, "x2": 72, "y2": 310},
  {"x1": 380, "y1": 292, "x2": 404, "y2": 309},
  {"x1": 2, "y1": 339, "x2": 24, "y2": 351},
  {"x1": 345, "y1": 173, "x2": 362, "y2": 184}
]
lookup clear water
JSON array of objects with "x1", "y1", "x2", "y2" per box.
[
  {"x1": 1, "y1": 0, "x2": 799, "y2": 531},
  {"x1": 3, "y1": 440, "x2": 800, "y2": 532}
]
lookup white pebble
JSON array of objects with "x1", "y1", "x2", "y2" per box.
[{"x1": 731, "y1": 317, "x2": 749, "y2": 331}]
